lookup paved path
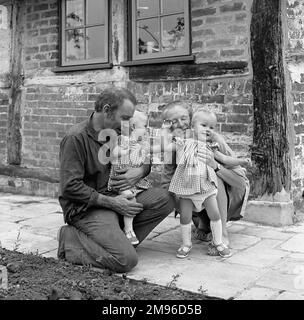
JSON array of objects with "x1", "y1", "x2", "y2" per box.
[{"x1": 0, "y1": 193, "x2": 304, "y2": 300}]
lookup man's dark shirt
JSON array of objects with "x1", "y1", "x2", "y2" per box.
[{"x1": 59, "y1": 113, "x2": 113, "y2": 224}]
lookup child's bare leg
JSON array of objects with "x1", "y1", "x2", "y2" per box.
[
  {"x1": 120, "y1": 189, "x2": 139, "y2": 245},
  {"x1": 176, "y1": 198, "x2": 193, "y2": 258},
  {"x1": 123, "y1": 215, "x2": 134, "y2": 233},
  {"x1": 217, "y1": 178, "x2": 229, "y2": 246},
  {"x1": 204, "y1": 195, "x2": 232, "y2": 258},
  {"x1": 203, "y1": 195, "x2": 222, "y2": 246}
]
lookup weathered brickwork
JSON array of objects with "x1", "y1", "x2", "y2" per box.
[
  {"x1": 24, "y1": 0, "x2": 59, "y2": 72},
  {"x1": 286, "y1": 0, "x2": 304, "y2": 209},
  {"x1": 127, "y1": 78, "x2": 253, "y2": 155},
  {"x1": 0, "y1": 0, "x2": 302, "y2": 212},
  {"x1": 191, "y1": 0, "x2": 252, "y2": 63}
]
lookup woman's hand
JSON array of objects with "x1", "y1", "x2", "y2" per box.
[
  {"x1": 208, "y1": 131, "x2": 223, "y2": 144},
  {"x1": 110, "y1": 167, "x2": 145, "y2": 191}
]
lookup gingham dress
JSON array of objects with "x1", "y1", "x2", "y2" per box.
[
  {"x1": 168, "y1": 138, "x2": 217, "y2": 196},
  {"x1": 107, "y1": 135, "x2": 151, "y2": 195}
]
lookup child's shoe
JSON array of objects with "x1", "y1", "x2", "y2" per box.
[
  {"x1": 208, "y1": 241, "x2": 232, "y2": 258},
  {"x1": 176, "y1": 245, "x2": 192, "y2": 259},
  {"x1": 125, "y1": 230, "x2": 139, "y2": 245}
]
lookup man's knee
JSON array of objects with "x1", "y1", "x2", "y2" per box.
[
  {"x1": 149, "y1": 188, "x2": 175, "y2": 214},
  {"x1": 114, "y1": 249, "x2": 138, "y2": 273}
]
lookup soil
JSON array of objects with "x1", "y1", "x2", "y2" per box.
[{"x1": 0, "y1": 248, "x2": 217, "y2": 300}]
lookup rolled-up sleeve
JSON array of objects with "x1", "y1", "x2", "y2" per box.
[{"x1": 59, "y1": 135, "x2": 99, "y2": 209}]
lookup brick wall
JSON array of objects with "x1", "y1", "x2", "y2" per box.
[
  {"x1": 24, "y1": 0, "x2": 59, "y2": 73},
  {"x1": 127, "y1": 78, "x2": 253, "y2": 155},
  {"x1": 191, "y1": 0, "x2": 252, "y2": 63},
  {"x1": 286, "y1": 0, "x2": 304, "y2": 210}
]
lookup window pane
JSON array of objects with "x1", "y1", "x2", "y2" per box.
[
  {"x1": 162, "y1": 0, "x2": 184, "y2": 14},
  {"x1": 87, "y1": 0, "x2": 106, "y2": 25},
  {"x1": 86, "y1": 26, "x2": 106, "y2": 59},
  {"x1": 161, "y1": 15, "x2": 185, "y2": 52},
  {"x1": 66, "y1": 29, "x2": 85, "y2": 61},
  {"x1": 136, "y1": 0, "x2": 159, "y2": 19},
  {"x1": 66, "y1": 0, "x2": 84, "y2": 28},
  {"x1": 137, "y1": 18, "x2": 160, "y2": 55}
]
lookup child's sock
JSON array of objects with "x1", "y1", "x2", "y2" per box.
[
  {"x1": 180, "y1": 222, "x2": 192, "y2": 247},
  {"x1": 210, "y1": 220, "x2": 223, "y2": 246}
]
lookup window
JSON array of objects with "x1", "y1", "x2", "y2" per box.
[
  {"x1": 131, "y1": 0, "x2": 190, "y2": 61},
  {"x1": 60, "y1": 0, "x2": 109, "y2": 66}
]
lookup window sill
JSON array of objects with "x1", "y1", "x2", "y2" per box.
[
  {"x1": 120, "y1": 55, "x2": 195, "y2": 67},
  {"x1": 52, "y1": 63, "x2": 113, "y2": 73}
]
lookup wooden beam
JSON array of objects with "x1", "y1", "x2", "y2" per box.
[
  {"x1": 0, "y1": 164, "x2": 59, "y2": 183},
  {"x1": 250, "y1": 0, "x2": 291, "y2": 197},
  {"x1": 7, "y1": 0, "x2": 25, "y2": 165},
  {"x1": 129, "y1": 61, "x2": 248, "y2": 82}
]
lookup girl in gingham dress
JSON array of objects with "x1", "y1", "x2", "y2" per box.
[
  {"x1": 161, "y1": 110, "x2": 251, "y2": 258},
  {"x1": 108, "y1": 111, "x2": 151, "y2": 245}
]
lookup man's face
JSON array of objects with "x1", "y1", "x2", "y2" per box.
[
  {"x1": 163, "y1": 106, "x2": 190, "y2": 133},
  {"x1": 105, "y1": 99, "x2": 135, "y2": 135}
]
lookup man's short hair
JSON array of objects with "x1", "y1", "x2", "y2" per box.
[
  {"x1": 95, "y1": 87, "x2": 137, "y2": 113},
  {"x1": 162, "y1": 101, "x2": 192, "y2": 120}
]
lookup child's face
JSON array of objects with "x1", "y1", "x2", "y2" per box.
[
  {"x1": 131, "y1": 113, "x2": 148, "y2": 139},
  {"x1": 192, "y1": 113, "x2": 217, "y2": 141}
]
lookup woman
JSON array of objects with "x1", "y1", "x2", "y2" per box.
[{"x1": 160, "y1": 101, "x2": 250, "y2": 253}]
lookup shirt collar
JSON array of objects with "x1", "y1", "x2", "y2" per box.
[{"x1": 86, "y1": 112, "x2": 100, "y2": 141}]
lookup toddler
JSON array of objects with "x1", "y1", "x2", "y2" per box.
[
  {"x1": 159, "y1": 110, "x2": 251, "y2": 258},
  {"x1": 108, "y1": 111, "x2": 151, "y2": 245}
]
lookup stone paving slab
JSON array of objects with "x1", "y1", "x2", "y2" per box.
[
  {"x1": 127, "y1": 246, "x2": 262, "y2": 300},
  {"x1": 226, "y1": 239, "x2": 290, "y2": 268},
  {"x1": 275, "y1": 292, "x2": 304, "y2": 300},
  {"x1": 234, "y1": 286, "x2": 279, "y2": 300},
  {"x1": 280, "y1": 234, "x2": 304, "y2": 253},
  {"x1": 0, "y1": 229, "x2": 58, "y2": 254},
  {"x1": 1, "y1": 192, "x2": 304, "y2": 300},
  {"x1": 238, "y1": 227, "x2": 295, "y2": 241},
  {"x1": 256, "y1": 271, "x2": 302, "y2": 293}
]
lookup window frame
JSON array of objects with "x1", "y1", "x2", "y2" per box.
[
  {"x1": 60, "y1": 0, "x2": 110, "y2": 67},
  {"x1": 130, "y1": 0, "x2": 191, "y2": 62}
]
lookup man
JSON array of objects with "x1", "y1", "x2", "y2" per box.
[{"x1": 57, "y1": 87, "x2": 174, "y2": 273}]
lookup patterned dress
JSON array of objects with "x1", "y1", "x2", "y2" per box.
[
  {"x1": 107, "y1": 134, "x2": 151, "y2": 195},
  {"x1": 168, "y1": 138, "x2": 218, "y2": 197}
]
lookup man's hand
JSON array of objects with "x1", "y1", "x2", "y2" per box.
[
  {"x1": 110, "y1": 167, "x2": 145, "y2": 191},
  {"x1": 111, "y1": 193, "x2": 144, "y2": 217}
]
